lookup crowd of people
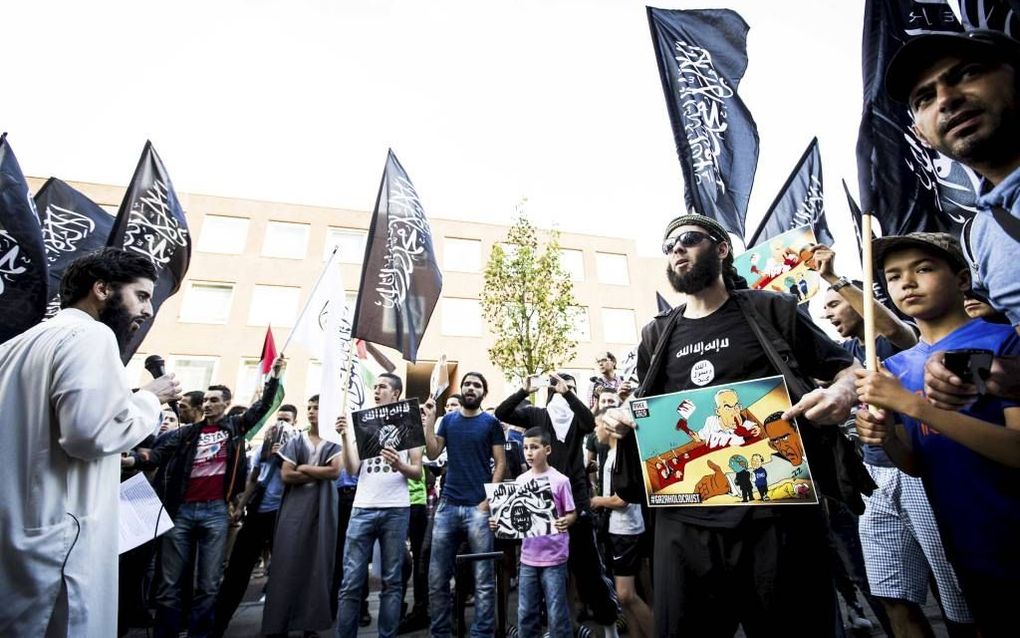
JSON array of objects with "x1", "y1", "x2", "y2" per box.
[{"x1": 2, "y1": 26, "x2": 1020, "y2": 638}]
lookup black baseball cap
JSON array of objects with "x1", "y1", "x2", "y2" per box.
[{"x1": 885, "y1": 29, "x2": 1020, "y2": 104}]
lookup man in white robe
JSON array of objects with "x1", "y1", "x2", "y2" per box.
[{"x1": 0, "y1": 248, "x2": 180, "y2": 637}]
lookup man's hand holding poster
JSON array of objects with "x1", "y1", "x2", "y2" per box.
[
  {"x1": 351, "y1": 398, "x2": 425, "y2": 459},
  {"x1": 628, "y1": 375, "x2": 816, "y2": 507},
  {"x1": 485, "y1": 478, "x2": 558, "y2": 539},
  {"x1": 734, "y1": 225, "x2": 819, "y2": 303}
]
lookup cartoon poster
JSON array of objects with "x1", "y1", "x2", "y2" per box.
[
  {"x1": 485, "y1": 477, "x2": 559, "y2": 539},
  {"x1": 351, "y1": 398, "x2": 425, "y2": 459},
  {"x1": 628, "y1": 375, "x2": 816, "y2": 507},
  {"x1": 734, "y1": 225, "x2": 819, "y2": 303}
]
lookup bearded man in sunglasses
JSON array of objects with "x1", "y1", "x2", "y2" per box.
[{"x1": 600, "y1": 214, "x2": 869, "y2": 637}]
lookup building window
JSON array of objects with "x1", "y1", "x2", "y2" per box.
[
  {"x1": 248, "y1": 285, "x2": 301, "y2": 327},
  {"x1": 235, "y1": 358, "x2": 262, "y2": 404},
  {"x1": 179, "y1": 282, "x2": 234, "y2": 324},
  {"x1": 325, "y1": 228, "x2": 368, "y2": 264},
  {"x1": 560, "y1": 249, "x2": 585, "y2": 281},
  {"x1": 596, "y1": 252, "x2": 630, "y2": 285},
  {"x1": 601, "y1": 308, "x2": 637, "y2": 344},
  {"x1": 197, "y1": 215, "x2": 249, "y2": 254},
  {"x1": 441, "y1": 298, "x2": 483, "y2": 337},
  {"x1": 168, "y1": 356, "x2": 218, "y2": 393},
  {"x1": 444, "y1": 237, "x2": 482, "y2": 272},
  {"x1": 262, "y1": 221, "x2": 310, "y2": 259},
  {"x1": 569, "y1": 306, "x2": 591, "y2": 341}
]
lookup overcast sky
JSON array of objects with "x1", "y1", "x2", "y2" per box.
[{"x1": 5, "y1": 0, "x2": 906, "y2": 267}]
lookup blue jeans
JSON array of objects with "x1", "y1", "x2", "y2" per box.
[
  {"x1": 336, "y1": 507, "x2": 410, "y2": 638},
  {"x1": 428, "y1": 500, "x2": 495, "y2": 638},
  {"x1": 154, "y1": 500, "x2": 229, "y2": 638},
  {"x1": 518, "y1": 563, "x2": 572, "y2": 638}
]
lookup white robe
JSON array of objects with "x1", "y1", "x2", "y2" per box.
[{"x1": 0, "y1": 308, "x2": 161, "y2": 637}]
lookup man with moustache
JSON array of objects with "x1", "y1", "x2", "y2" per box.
[
  {"x1": 885, "y1": 30, "x2": 1020, "y2": 404},
  {"x1": 423, "y1": 372, "x2": 506, "y2": 638},
  {"x1": 0, "y1": 248, "x2": 181, "y2": 637},
  {"x1": 601, "y1": 214, "x2": 866, "y2": 637}
]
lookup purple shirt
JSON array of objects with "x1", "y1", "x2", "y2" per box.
[{"x1": 520, "y1": 466, "x2": 575, "y2": 567}]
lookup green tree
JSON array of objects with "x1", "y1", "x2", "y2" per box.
[{"x1": 481, "y1": 208, "x2": 578, "y2": 382}]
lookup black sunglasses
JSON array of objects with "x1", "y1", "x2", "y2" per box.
[{"x1": 662, "y1": 230, "x2": 715, "y2": 255}]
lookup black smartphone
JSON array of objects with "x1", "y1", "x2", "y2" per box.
[{"x1": 943, "y1": 348, "x2": 994, "y2": 394}]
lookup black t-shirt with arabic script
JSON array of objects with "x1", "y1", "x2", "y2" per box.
[{"x1": 659, "y1": 297, "x2": 851, "y2": 528}]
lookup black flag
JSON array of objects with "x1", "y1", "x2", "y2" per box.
[
  {"x1": 856, "y1": 0, "x2": 980, "y2": 239},
  {"x1": 0, "y1": 133, "x2": 48, "y2": 343},
  {"x1": 35, "y1": 177, "x2": 115, "y2": 316},
  {"x1": 748, "y1": 138, "x2": 834, "y2": 248},
  {"x1": 648, "y1": 7, "x2": 759, "y2": 240},
  {"x1": 107, "y1": 141, "x2": 191, "y2": 362},
  {"x1": 352, "y1": 150, "x2": 442, "y2": 362},
  {"x1": 656, "y1": 292, "x2": 672, "y2": 314},
  {"x1": 842, "y1": 178, "x2": 866, "y2": 259},
  {"x1": 958, "y1": 0, "x2": 1020, "y2": 37}
]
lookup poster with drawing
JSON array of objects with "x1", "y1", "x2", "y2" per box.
[
  {"x1": 734, "y1": 225, "x2": 819, "y2": 303},
  {"x1": 628, "y1": 375, "x2": 816, "y2": 507},
  {"x1": 485, "y1": 477, "x2": 558, "y2": 539},
  {"x1": 351, "y1": 398, "x2": 425, "y2": 459}
]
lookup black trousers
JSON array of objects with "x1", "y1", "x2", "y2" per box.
[
  {"x1": 331, "y1": 487, "x2": 369, "y2": 619},
  {"x1": 568, "y1": 510, "x2": 620, "y2": 625},
  {"x1": 211, "y1": 509, "x2": 277, "y2": 636},
  {"x1": 653, "y1": 508, "x2": 836, "y2": 637},
  {"x1": 401, "y1": 503, "x2": 429, "y2": 614},
  {"x1": 954, "y1": 567, "x2": 1019, "y2": 638}
]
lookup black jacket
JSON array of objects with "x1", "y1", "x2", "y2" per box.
[
  {"x1": 614, "y1": 289, "x2": 875, "y2": 513},
  {"x1": 133, "y1": 377, "x2": 281, "y2": 517},
  {"x1": 494, "y1": 388, "x2": 595, "y2": 510}
]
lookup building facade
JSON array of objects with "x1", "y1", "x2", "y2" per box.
[{"x1": 29, "y1": 177, "x2": 673, "y2": 412}]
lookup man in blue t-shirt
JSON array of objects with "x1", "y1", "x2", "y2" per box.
[
  {"x1": 423, "y1": 372, "x2": 506, "y2": 638},
  {"x1": 856, "y1": 232, "x2": 1020, "y2": 637}
]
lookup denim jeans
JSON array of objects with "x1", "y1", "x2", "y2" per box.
[
  {"x1": 428, "y1": 500, "x2": 495, "y2": 638},
  {"x1": 154, "y1": 500, "x2": 229, "y2": 638},
  {"x1": 518, "y1": 563, "x2": 572, "y2": 638},
  {"x1": 336, "y1": 507, "x2": 410, "y2": 638}
]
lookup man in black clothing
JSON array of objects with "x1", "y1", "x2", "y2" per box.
[
  {"x1": 495, "y1": 373, "x2": 621, "y2": 635},
  {"x1": 602, "y1": 214, "x2": 862, "y2": 637}
]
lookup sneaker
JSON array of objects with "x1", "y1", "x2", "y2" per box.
[
  {"x1": 359, "y1": 610, "x2": 372, "y2": 627},
  {"x1": 846, "y1": 604, "x2": 874, "y2": 631},
  {"x1": 397, "y1": 611, "x2": 430, "y2": 634},
  {"x1": 575, "y1": 625, "x2": 594, "y2": 638},
  {"x1": 505, "y1": 625, "x2": 519, "y2": 638},
  {"x1": 615, "y1": 615, "x2": 629, "y2": 635}
]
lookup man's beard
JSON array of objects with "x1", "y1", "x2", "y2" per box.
[
  {"x1": 461, "y1": 393, "x2": 483, "y2": 410},
  {"x1": 98, "y1": 290, "x2": 138, "y2": 353},
  {"x1": 666, "y1": 250, "x2": 721, "y2": 294}
]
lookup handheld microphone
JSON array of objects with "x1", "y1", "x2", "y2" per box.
[
  {"x1": 589, "y1": 376, "x2": 599, "y2": 383},
  {"x1": 144, "y1": 354, "x2": 179, "y2": 418}
]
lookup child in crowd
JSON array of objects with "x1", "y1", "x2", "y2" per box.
[
  {"x1": 492, "y1": 427, "x2": 577, "y2": 638},
  {"x1": 855, "y1": 232, "x2": 1020, "y2": 637},
  {"x1": 592, "y1": 413, "x2": 654, "y2": 638}
]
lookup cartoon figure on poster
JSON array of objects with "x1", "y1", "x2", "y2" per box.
[
  {"x1": 628, "y1": 375, "x2": 816, "y2": 507},
  {"x1": 734, "y1": 225, "x2": 819, "y2": 303},
  {"x1": 485, "y1": 477, "x2": 558, "y2": 539}
]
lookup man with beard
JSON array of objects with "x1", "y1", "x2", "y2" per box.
[
  {"x1": 600, "y1": 214, "x2": 866, "y2": 637},
  {"x1": 423, "y1": 372, "x2": 506, "y2": 638},
  {"x1": 0, "y1": 248, "x2": 181, "y2": 637},
  {"x1": 496, "y1": 373, "x2": 621, "y2": 638},
  {"x1": 588, "y1": 352, "x2": 621, "y2": 410},
  {"x1": 885, "y1": 30, "x2": 1020, "y2": 405}
]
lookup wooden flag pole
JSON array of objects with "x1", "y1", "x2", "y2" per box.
[{"x1": 861, "y1": 213, "x2": 878, "y2": 373}]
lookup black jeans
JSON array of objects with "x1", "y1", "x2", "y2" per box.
[
  {"x1": 401, "y1": 503, "x2": 429, "y2": 615},
  {"x1": 567, "y1": 510, "x2": 620, "y2": 625}
]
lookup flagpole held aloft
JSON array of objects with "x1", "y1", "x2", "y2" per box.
[
  {"x1": 282, "y1": 245, "x2": 339, "y2": 354},
  {"x1": 861, "y1": 213, "x2": 878, "y2": 373}
]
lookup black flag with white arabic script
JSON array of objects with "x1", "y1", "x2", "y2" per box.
[
  {"x1": 352, "y1": 150, "x2": 442, "y2": 362},
  {"x1": 35, "y1": 177, "x2": 115, "y2": 316},
  {"x1": 106, "y1": 141, "x2": 191, "y2": 362},
  {"x1": 648, "y1": 7, "x2": 759, "y2": 240},
  {"x1": 0, "y1": 133, "x2": 48, "y2": 343},
  {"x1": 856, "y1": 0, "x2": 979, "y2": 239},
  {"x1": 958, "y1": 0, "x2": 1020, "y2": 37},
  {"x1": 748, "y1": 138, "x2": 834, "y2": 248}
]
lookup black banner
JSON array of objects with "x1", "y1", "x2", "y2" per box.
[
  {"x1": 648, "y1": 7, "x2": 759, "y2": 240},
  {"x1": 351, "y1": 398, "x2": 425, "y2": 460},
  {"x1": 0, "y1": 134, "x2": 48, "y2": 344},
  {"x1": 842, "y1": 178, "x2": 866, "y2": 259},
  {"x1": 106, "y1": 141, "x2": 191, "y2": 362},
  {"x1": 958, "y1": 0, "x2": 1020, "y2": 36},
  {"x1": 352, "y1": 150, "x2": 442, "y2": 362},
  {"x1": 856, "y1": 0, "x2": 979, "y2": 239},
  {"x1": 35, "y1": 177, "x2": 115, "y2": 316},
  {"x1": 748, "y1": 138, "x2": 834, "y2": 248},
  {"x1": 656, "y1": 292, "x2": 671, "y2": 314}
]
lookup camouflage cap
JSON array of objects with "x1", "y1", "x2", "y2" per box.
[
  {"x1": 663, "y1": 213, "x2": 729, "y2": 243},
  {"x1": 872, "y1": 232, "x2": 968, "y2": 272}
]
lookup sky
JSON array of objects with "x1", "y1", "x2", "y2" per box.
[{"x1": 4, "y1": 0, "x2": 911, "y2": 268}]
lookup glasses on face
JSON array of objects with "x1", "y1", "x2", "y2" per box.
[{"x1": 662, "y1": 230, "x2": 714, "y2": 255}]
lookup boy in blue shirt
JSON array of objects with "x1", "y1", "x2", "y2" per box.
[{"x1": 855, "y1": 232, "x2": 1020, "y2": 637}]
